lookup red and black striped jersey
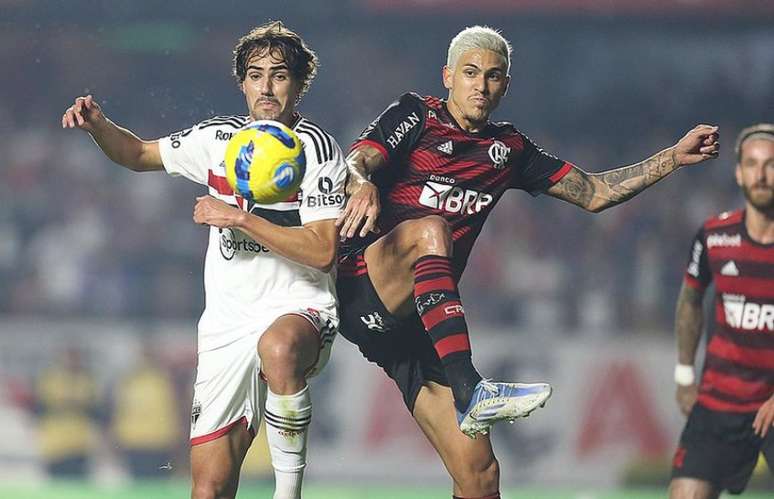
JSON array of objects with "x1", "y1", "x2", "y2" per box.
[
  {"x1": 350, "y1": 92, "x2": 572, "y2": 275},
  {"x1": 683, "y1": 209, "x2": 774, "y2": 413}
]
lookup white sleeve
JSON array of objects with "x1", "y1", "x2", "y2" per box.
[
  {"x1": 158, "y1": 123, "x2": 211, "y2": 185},
  {"x1": 298, "y1": 137, "x2": 347, "y2": 225}
]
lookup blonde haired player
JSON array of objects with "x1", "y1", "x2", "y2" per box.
[
  {"x1": 337, "y1": 25, "x2": 720, "y2": 499},
  {"x1": 62, "y1": 21, "x2": 346, "y2": 499}
]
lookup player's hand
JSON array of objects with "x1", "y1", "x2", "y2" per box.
[
  {"x1": 676, "y1": 384, "x2": 698, "y2": 416},
  {"x1": 753, "y1": 395, "x2": 774, "y2": 438},
  {"x1": 336, "y1": 179, "x2": 381, "y2": 240},
  {"x1": 193, "y1": 196, "x2": 242, "y2": 228},
  {"x1": 673, "y1": 124, "x2": 719, "y2": 167},
  {"x1": 61, "y1": 95, "x2": 106, "y2": 132}
]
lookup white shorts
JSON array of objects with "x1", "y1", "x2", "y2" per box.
[{"x1": 190, "y1": 307, "x2": 337, "y2": 445}]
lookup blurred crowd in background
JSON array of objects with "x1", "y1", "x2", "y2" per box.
[{"x1": 3, "y1": 2, "x2": 772, "y2": 335}]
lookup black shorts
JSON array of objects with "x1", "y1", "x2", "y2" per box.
[
  {"x1": 336, "y1": 248, "x2": 447, "y2": 412},
  {"x1": 671, "y1": 403, "x2": 774, "y2": 494}
]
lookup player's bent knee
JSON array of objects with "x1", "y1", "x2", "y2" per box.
[
  {"x1": 414, "y1": 215, "x2": 452, "y2": 256},
  {"x1": 259, "y1": 326, "x2": 317, "y2": 374},
  {"x1": 191, "y1": 477, "x2": 236, "y2": 499}
]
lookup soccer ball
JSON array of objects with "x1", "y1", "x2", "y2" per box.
[{"x1": 224, "y1": 120, "x2": 306, "y2": 204}]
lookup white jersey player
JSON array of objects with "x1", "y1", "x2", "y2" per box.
[{"x1": 62, "y1": 21, "x2": 344, "y2": 499}]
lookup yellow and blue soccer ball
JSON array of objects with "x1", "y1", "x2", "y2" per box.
[{"x1": 224, "y1": 120, "x2": 306, "y2": 204}]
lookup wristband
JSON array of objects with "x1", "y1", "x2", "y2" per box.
[{"x1": 674, "y1": 364, "x2": 695, "y2": 386}]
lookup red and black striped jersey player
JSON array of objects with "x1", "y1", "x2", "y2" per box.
[
  {"x1": 335, "y1": 25, "x2": 720, "y2": 499},
  {"x1": 669, "y1": 124, "x2": 774, "y2": 499}
]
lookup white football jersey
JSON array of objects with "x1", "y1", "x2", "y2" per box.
[{"x1": 158, "y1": 115, "x2": 347, "y2": 352}]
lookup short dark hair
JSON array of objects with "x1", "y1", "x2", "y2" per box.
[
  {"x1": 735, "y1": 123, "x2": 774, "y2": 161},
  {"x1": 232, "y1": 21, "x2": 318, "y2": 97}
]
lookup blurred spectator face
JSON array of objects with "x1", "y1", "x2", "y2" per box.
[
  {"x1": 443, "y1": 48, "x2": 509, "y2": 127},
  {"x1": 736, "y1": 138, "x2": 774, "y2": 211},
  {"x1": 240, "y1": 48, "x2": 302, "y2": 125}
]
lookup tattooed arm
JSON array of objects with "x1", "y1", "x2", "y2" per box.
[
  {"x1": 674, "y1": 282, "x2": 706, "y2": 415},
  {"x1": 547, "y1": 124, "x2": 719, "y2": 212},
  {"x1": 675, "y1": 283, "x2": 705, "y2": 369}
]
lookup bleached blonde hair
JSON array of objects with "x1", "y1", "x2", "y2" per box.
[{"x1": 446, "y1": 25, "x2": 511, "y2": 74}]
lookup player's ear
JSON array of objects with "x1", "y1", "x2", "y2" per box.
[
  {"x1": 442, "y1": 65, "x2": 453, "y2": 90},
  {"x1": 239, "y1": 81, "x2": 246, "y2": 95},
  {"x1": 735, "y1": 164, "x2": 743, "y2": 187},
  {"x1": 503, "y1": 75, "x2": 511, "y2": 97}
]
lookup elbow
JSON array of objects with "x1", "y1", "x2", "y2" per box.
[
  {"x1": 586, "y1": 202, "x2": 607, "y2": 214},
  {"x1": 317, "y1": 262, "x2": 335, "y2": 273},
  {"x1": 312, "y1": 249, "x2": 336, "y2": 273},
  {"x1": 117, "y1": 156, "x2": 148, "y2": 172},
  {"x1": 125, "y1": 162, "x2": 144, "y2": 172}
]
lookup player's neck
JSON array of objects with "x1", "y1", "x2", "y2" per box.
[{"x1": 745, "y1": 204, "x2": 774, "y2": 244}]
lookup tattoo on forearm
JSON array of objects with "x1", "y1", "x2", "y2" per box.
[
  {"x1": 675, "y1": 284, "x2": 704, "y2": 364},
  {"x1": 557, "y1": 168, "x2": 595, "y2": 208},
  {"x1": 551, "y1": 148, "x2": 678, "y2": 211},
  {"x1": 596, "y1": 148, "x2": 678, "y2": 208}
]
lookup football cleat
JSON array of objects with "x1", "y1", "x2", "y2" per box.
[{"x1": 456, "y1": 379, "x2": 552, "y2": 437}]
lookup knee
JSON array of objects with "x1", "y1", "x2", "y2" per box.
[
  {"x1": 452, "y1": 455, "x2": 500, "y2": 494},
  {"x1": 259, "y1": 327, "x2": 314, "y2": 375},
  {"x1": 668, "y1": 478, "x2": 718, "y2": 499},
  {"x1": 413, "y1": 215, "x2": 452, "y2": 256},
  {"x1": 191, "y1": 477, "x2": 234, "y2": 499}
]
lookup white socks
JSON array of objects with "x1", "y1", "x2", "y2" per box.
[{"x1": 265, "y1": 385, "x2": 312, "y2": 499}]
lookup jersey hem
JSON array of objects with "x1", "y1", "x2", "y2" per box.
[{"x1": 190, "y1": 415, "x2": 255, "y2": 446}]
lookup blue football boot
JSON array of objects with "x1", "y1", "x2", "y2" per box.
[{"x1": 457, "y1": 379, "x2": 552, "y2": 437}]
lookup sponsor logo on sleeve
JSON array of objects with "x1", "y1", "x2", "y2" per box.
[
  {"x1": 386, "y1": 112, "x2": 420, "y2": 149},
  {"x1": 687, "y1": 240, "x2": 703, "y2": 278}
]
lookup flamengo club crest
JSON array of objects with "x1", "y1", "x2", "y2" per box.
[{"x1": 488, "y1": 140, "x2": 511, "y2": 169}]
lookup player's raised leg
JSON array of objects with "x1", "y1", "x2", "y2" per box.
[
  {"x1": 364, "y1": 215, "x2": 552, "y2": 436},
  {"x1": 364, "y1": 215, "x2": 481, "y2": 406},
  {"x1": 191, "y1": 425, "x2": 253, "y2": 499},
  {"x1": 258, "y1": 314, "x2": 321, "y2": 499}
]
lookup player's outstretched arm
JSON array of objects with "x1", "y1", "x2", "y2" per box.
[
  {"x1": 193, "y1": 196, "x2": 338, "y2": 272},
  {"x1": 546, "y1": 124, "x2": 719, "y2": 212},
  {"x1": 336, "y1": 145, "x2": 386, "y2": 239},
  {"x1": 62, "y1": 95, "x2": 163, "y2": 172},
  {"x1": 673, "y1": 282, "x2": 706, "y2": 416}
]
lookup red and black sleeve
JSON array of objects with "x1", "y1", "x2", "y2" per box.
[
  {"x1": 511, "y1": 133, "x2": 572, "y2": 196},
  {"x1": 350, "y1": 92, "x2": 426, "y2": 162},
  {"x1": 684, "y1": 227, "x2": 712, "y2": 291}
]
